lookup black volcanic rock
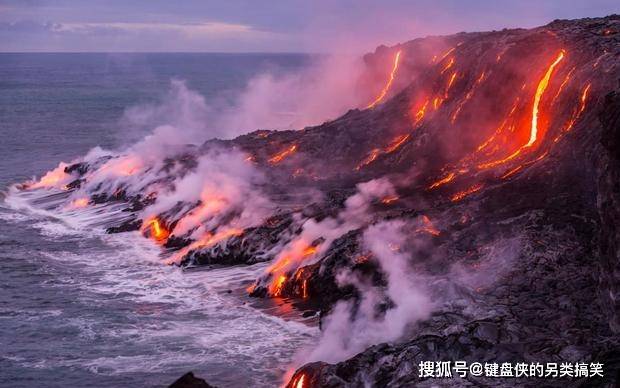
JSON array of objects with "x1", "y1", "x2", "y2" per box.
[
  {"x1": 168, "y1": 372, "x2": 216, "y2": 388},
  {"x1": 597, "y1": 88, "x2": 620, "y2": 333},
  {"x1": 278, "y1": 15, "x2": 620, "y2": 387}
]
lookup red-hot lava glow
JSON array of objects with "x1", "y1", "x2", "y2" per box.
[
  {"x1": 100, "y1": 156, "x2": 143, "y2": 176},
  {"x1": 527, "y1": 50, "x2": 565, "y2": 147},
  {"x1": 446, "y1": 71, "x2": 458, "y2": 93},
  {"x1": 70, "y1": 198, "x2": 89, "y2": 208},
  {"x1": 355, "y1": 133, "x2": 411, "y2": 170},
  {"x1": 440, "y1": 57, "x2": 455, "y2": 74},
  {"x1": 428, "y1": 172, "x2": 456, "y2": 189},
  {"x1": 302, "y1": 279, "x2": 308, "y2": 299},
  {"x1": 551, "y1": 66, "x2": 575, "y2": 104},
  {"x1": 451, "y1": 184, "x2": 483, "y2": 202},
  {"x1": 355, "y1": 148, "x2": 381, "y2": 170},
  {"x1": 266, "y1": 243, "x2": 319, "y2": 295},
  {"x1": 385, "y1": 134, "x2": 410, "y2": 153},
  {"x1": 268, "y1": 245, "x2": 318, "y2": 274},
  {"x1": 412, "y1": 99, "x2": 430, "y2": 125},
  {"x1": 381, "y1": 195, "x2": 399, "y2": 204},
  {"x1": 142, "y1": 217, "x2": 170, "y2": 242},
  {"x1": 165, "y1": 228, "x2": 243, "y2": 265},
  {"x1": 30, "y1": 163, "x2": 70, "y2": 189},
  {"x1": 269, "y1": 145, "x2": 297, "y2": 164},
  {"x1": 417, "y1": 215, "x2": 440, "y2": 236},
  {"x1": 477, "y1": 50, "x2": 565, "y2": 169},
  {"x1": 561, "y1": 83, "x2": 591, "y2": 134},
  {"x1": 293, "y1": 373, "x2": 306, "y2": 388},
  {"x1": 451, "y1": 70, "x2": 486, "y2": 123},
  {"x1": 367, "y1": 50, "x2": 402, "y2": 109},
  {"x1": 271, "y1": 275, "x2": 287, "y2": 297}
]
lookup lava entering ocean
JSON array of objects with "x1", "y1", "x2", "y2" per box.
[{"x1": 12, "y1": 14, "x2": 620, "y2": 388}]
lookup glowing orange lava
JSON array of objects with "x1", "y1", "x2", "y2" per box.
[
  {"x1": 269, "y1": 245, "x2": 317, "y2": 274},
  {"x1": 385, "y1": 134, "x2": 410, "y2": 153},
  {"x1": 450, "y1": 71, "x2": 486, "y2": 123},
  {"x1": 356, "y1": 134, "x2": 410, "y2": 170},
  {"x1": 30, "y1": 163, "x2": 70, "y2": 189},
  {"x1": 355, "y1": 148, "x2": 381, "y2": 170},
  {"x1": 293, "y1": 374, "x2": 306, "y2": 388},
  {"x1": 381, "y1": 195, "x2": 399, "y2": 204},
  {"x1": 417, "y1": 215, "x2": 440, "y2": 236},
  {"x1": 527, "y1": 50, "x2": 565, "y2": 147},
  {"x1": 165, "y1": 228, "x2": 243, "y2": 265},
  {"x1": 477, "y1": 50, "x2": 565, "y2": 169},
  {"x1": 269, "y1": 145, "x2": 297, "y2": 164},
  {"x1": 412, "y1": 99, "x2": 429, "y2": 125},
  {"x1": 440, "y1": 57, "x2": 455, "y2": 74},
  {"x1": 563, "y1": 83, "x2": 591, "y2": 132},
  {"x1": 433, "y1": 97, "x2": 444, "y2": 110},
  {"x1": 367, "y1": 50, "x2": 402, "y2": 109},
  {"x1": 142, "y1": 217, "x2": 170, "y2": 242},
  {"x1": 428, "y1": 172, "x2": 456, "y2": 189},
  {"x1": 446, "y1": 71, "x2": 458, "y2": 92},
  {"x1": 70, "y1": 198, "x2": 89, "y2": 208},
  {"x1": 551, "y1": 66, "x2": 575, "y2": 104},
  {"x1": 271, "y1": 275, "x2": 287, "y2": 297},
  {"x1": 451, "y1": 184, "x2": 483, "y2": 202}
]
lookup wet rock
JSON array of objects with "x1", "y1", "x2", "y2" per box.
[
  {"x1": 168, "y1": 372, "x2": 216, "y2": 388},
  {"x1": 106, "y1": 219, "x2": 142, "y2": 234}
]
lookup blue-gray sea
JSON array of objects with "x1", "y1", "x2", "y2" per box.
[{"x1": 0, "y1": 53, "x2": 317, "y2": 388}]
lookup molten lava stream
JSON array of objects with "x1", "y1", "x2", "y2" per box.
[
  {"x1": 564, "y1": 82, "x2": 591, "y2": 132},
  {"x1": 367, "y1": 50, "x2": 402, "y2": 109},
  {"x1": 355, "y1": 133, "x2": 410, "y2": 170},
  {"x1": 451, "y1": 183, "x2": 483, "y2": 202},
  {"x1": 142, "y1": 217, "x2": 170, "y2": 243},
  {"x1": 451, "y1": 70, "x2": 486, "y2": 124},
  {"x1": 477, "y1": 50, "x2": 565, "y2": 170},
  {"x1": 355, "y1": 148, "x2": 380, "y2": 170},
  {"x1": 267, "y1": 244, "x2": 318, "y2": 296},
  {"x1": 385, "y1": 134, "x2": 410, "y2": 153},
  {"x1": 292, "y1": 373, "x2": 305, "y2": 388},
  {"x1": 412, "y1": 99, "x2": 429, "y2": 125},
  {"x1": 165, "y1": 228, "x2": 243, "y2": 265},
  {"x1": 268, "y1": 144, "x2": 297, "y2": 164},
  {"x1": 428, "y1": 172, "x2": 455, "y2": 189},
  {"x1": 381, "y1": 195, "x2": 399, "y2": 204}
]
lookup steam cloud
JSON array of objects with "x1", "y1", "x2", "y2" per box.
[{"x1": 300, "y1": 220, "x2": 433, "y2": 364}]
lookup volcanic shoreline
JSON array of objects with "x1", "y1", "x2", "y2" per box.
[{"x1": 16, "y1": 15, "x2": 620, "y2": 388}]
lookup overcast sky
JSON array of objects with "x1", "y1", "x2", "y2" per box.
[{"x1": 1, "y1": 0, "x2": 618, "y2": 53}]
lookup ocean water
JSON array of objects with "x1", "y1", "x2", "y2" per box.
[{"x1": 0, "y1": 53, "x2": 317, "y2": 387}]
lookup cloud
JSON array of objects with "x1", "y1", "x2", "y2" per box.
[{"x1": 52, "y1": 21, "x2": 256, "y2": 36}]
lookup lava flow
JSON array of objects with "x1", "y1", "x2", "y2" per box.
[
  {"x1": 70, "y1": 197, "x2": 89, "y2": 208},
  {"x1": 166, "y1": 228, "x2": 244, "y2": 265},
  {"x1": 355, "y1": 133, "x2": 411, "y2": 170},
  {"x1": 366, "y1": 50, "x2": 402, "y2": 109},
  {"x1": 269, "y1": 144, "x2": 297, "y2": 164},
  {"x1": 292, "y1": 373, "x2": 306, "y2": 388},
  {"x1": 478, "y1": 50, "x2": 565, "y2": 169},
  {"x1": 142, "y1": 217, "x2": 170, "y2": 242}
]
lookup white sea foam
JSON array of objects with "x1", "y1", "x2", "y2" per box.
[{"x1": 2, "y1": 188, "x2": 318, "y2": 387}]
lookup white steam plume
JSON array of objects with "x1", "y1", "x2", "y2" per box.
[{"x1": 301, "y1": 220, "x2": 433, "y2": 364}]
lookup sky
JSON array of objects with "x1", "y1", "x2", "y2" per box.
[{"x1": 1, "y1": 0, "x2": 618, "y2": 53}]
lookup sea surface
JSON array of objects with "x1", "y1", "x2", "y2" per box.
[{"x1": 0, "y1": 53, "x2": 317, "y2": 388}]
